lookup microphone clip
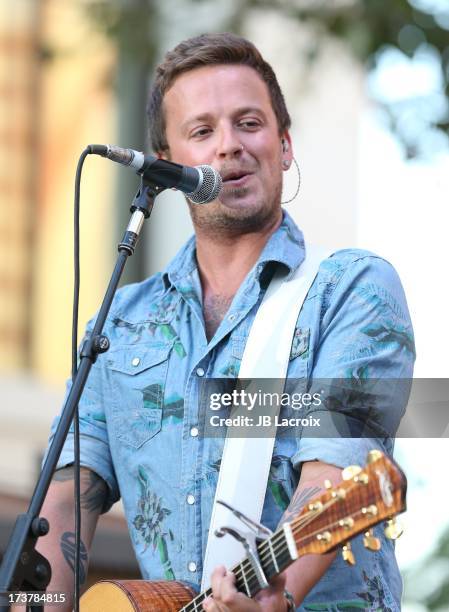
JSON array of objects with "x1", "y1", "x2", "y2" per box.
[
  {"x1": 118, "y1": 177, "x2": 165, "y2": 256},
  {"x1": 130, "y1": 176, "x2": 165, "y2": 219}
]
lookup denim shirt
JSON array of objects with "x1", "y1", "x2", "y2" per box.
[{"x1": 49, "y1": 210, "x2": 415, "y2": 610}]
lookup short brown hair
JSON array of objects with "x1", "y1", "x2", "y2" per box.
[{"x1": 147, "y1": 32, "x2": 291, "y2": 153}]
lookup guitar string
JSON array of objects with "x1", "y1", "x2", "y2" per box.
[
  {"x1": 183, "y1": 479, "x2": 378, "y2": 610},
  {"x1": 227, "y1": 480, "x2": 379, "y2": 592},
  {"x1": 183, "y1": 505, "x2": 374, "y2": 612},
  {"x1": 183, "y1": 511, "x2": 315, "y2": 610},
  {"x1": 184, "y1": 505, "x2": 326, "y2": 610},
  {"x1": 253, "y1": 474, "x2": 380, "y2": 565},
  {"x1": 187, "y1": 468, "x2": 398, "y2": 610},
  {"x1": 233, "y1": 481, "x2": 360, "y2": 570},
  {"x1": 183, "y1": 477, "x2": 384, "y2": 611},
  {"x1": 218, "y1": 502, "x2": 377, "y2": 605},
  {"x1": 255, "y1": 489, "x2": 378, "y2": 573},
  {"x1": 226, "y1": 498, "x2": 342, "y2": 589}
]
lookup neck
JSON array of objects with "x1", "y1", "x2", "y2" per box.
[{"x1": 195, "y1": 214, "x2": 282, "y2": 297}]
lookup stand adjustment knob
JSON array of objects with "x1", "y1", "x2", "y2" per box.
[
  {"x1": 31, "y1": 517, "x2": 50, "y2": 537},
  {"x1": 92, "y1": 335, "x2": 110, "y2": 353}
]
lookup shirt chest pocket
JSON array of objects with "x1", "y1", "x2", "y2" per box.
[{"x1": 107, "y1": 344, "x2": 171, "y2": 449}]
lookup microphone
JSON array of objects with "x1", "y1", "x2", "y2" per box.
[{"x1": 88, "y1": 144, "x2": 222, "y2": 204}]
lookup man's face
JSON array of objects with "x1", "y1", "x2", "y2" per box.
[{"x1": 162, "y1": 64, "x2": 292, "y2": 234}]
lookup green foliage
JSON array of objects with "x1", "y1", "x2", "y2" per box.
[
  {"x1": 85, "y1": 0, "x2": 158, "y2": 64},
  {"x1": 84, "y1": 0, "x2": 449, "y2": 158},
  {"x1": 424, "y1": 525, "x2": 449, "y2": 609},
  {"x1": 240, "y1": 0, "x2": 449, "y2": 158},
  {"x1": 404, "y1": 523, "x2": 449, "y2": 609}
]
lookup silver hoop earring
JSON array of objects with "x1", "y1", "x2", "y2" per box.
[{"x1": 281, "y1": 157, "x2": 301, "y2": 204}]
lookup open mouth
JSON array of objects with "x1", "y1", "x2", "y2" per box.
[{"x1": 222, "y1": 171, "x2": 253, "y2": 185}]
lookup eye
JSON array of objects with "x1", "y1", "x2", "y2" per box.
[
  {"x1": 238, "y1": 119, "x2": 261, "y2": 130},
  {"x1": 191, "y1": 127, "x2": 212, "y2": 138}
]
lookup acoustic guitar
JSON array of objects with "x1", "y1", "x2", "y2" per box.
[{"x1": 81, "y1": 450, "x2": 406, "y2": 611}]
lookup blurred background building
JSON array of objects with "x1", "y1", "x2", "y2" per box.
[{"x1": 1, "y1": 0, "x2": 448, "y2": 607}]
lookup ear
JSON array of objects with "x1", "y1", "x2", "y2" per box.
[
  {"x1": 281, "y1": 132, "x2": 293, "y2": 172},
  {"x1": 157, "y1": 148, "x2": 171, "y2": 161},
  {"x1": 281, "y1": 132, "x2": 293, "y2": 161}
]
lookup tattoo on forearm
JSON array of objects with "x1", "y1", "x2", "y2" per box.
[
  {"x1": 60, "y1": 531, "x2": 88, "y2": 584},
  {"x1": 280, "y1": 486, "x2": 322, "y2": 525},
  {"x1": 80, "y1": 470, "x2": 107, "y2": 513},
  {"x1": 53, "y1": 467, "x2": 106, "y2": 513}
]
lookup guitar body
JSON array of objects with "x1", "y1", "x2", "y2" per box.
[{"x1": 81, "y1": 579, "x2": 197, "y2": 611}]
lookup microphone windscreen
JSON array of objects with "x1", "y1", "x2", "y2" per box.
[{"x1": 188, "y1": 165, "x2": 222, "y2": 204}]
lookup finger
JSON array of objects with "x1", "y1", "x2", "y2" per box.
[
  {"x1": 218, "y1": 569, "x2": 238, "y2": 604},
  {"x1": 203, "y1": 596, "x2": 227, "y2": 611},
  {"x1": 221, "y1": 571, "x2": 262, "y2": 610},
  {"x1": 202, "y1": 596, "x2": 219, "y2": 611},
  {"x1": 210, "y1": 565, "x2": 227, "y2": 599}
]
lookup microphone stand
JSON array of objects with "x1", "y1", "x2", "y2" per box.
[{"x1": 0, "y1": 178, "x2": 163, "y2": 611}]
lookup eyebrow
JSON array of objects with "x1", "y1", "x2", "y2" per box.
[
  {"x1": 180, "y1": 107, "x2": 267, "y2": 132},
  {"x1": 181, "y1": 113, "x2": 214, "y2": 133}
]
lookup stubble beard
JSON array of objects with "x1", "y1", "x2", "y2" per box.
[{"x1": 188, "y1": 178, "x2": 283, "y2": 238}]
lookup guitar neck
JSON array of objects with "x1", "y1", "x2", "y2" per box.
[
  {"x1": 180, "y1": 452, "x2": 406, "y2": 611},
  {"x1": 80, "y1": 452, "x2": 406, "y2": 612},
  {"x1": 180, "y1": 526, "x2": 295, "y2": 611}
]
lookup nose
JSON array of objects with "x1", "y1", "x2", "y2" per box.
[{"x1": 215, "y1": 124, "x2": 243, "y2": 159}]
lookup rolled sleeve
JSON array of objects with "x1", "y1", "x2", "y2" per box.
[
  {"x1": 292, "y1": 435, "x2": 389, "y2": 471},
  {"x1": 43, "y1": 321, "x2": 120, "y2": 513},
  {"x1": 292, "y1": 252, "x2": 415, "y2": 470},
  {"x1": 48, "y1": 418, "x2": 120, "y2": 513}
]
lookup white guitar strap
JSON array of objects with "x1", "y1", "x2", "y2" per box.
[{"x1": 201, "y1": 244, "x2": 333, "y2": 589}]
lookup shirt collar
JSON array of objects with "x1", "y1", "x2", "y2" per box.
[
  {"x1": 162, "y1": 235, "x2": 197, "y2": 290},
  {"x1": 162, "y1": 209, "x2": 305, "y2": 289},
  {"x1": 255, "y1": 209, "x2": 305, "y2": 284}
]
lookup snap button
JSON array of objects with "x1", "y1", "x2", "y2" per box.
[
  {"x1": 196, "y1": 367, "x2": 205, "y2": 377},
  {"x1": 188, "y1": 561, "x2": 197, "y2": 572},
  {"x1": 190, "y1": 426, "x2": 199, "y2": 437},
  {"x1": 131, "y1": 357, "x2": 140, "y2": 367},
  {"x1": 187, "y1": 494, "x2": 195, "y2": 505}
]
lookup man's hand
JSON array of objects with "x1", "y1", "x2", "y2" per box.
[{"x1": 202, "y1": 566, "x2": 288, "y2": 611}]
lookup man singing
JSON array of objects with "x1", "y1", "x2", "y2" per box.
[{"x1": 39, "y1": 33, "x2": 415, "y2": 611}]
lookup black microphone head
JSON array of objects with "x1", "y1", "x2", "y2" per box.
[{"x1": 187, "y1": 165, "x2": 222, "y2": 204}]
